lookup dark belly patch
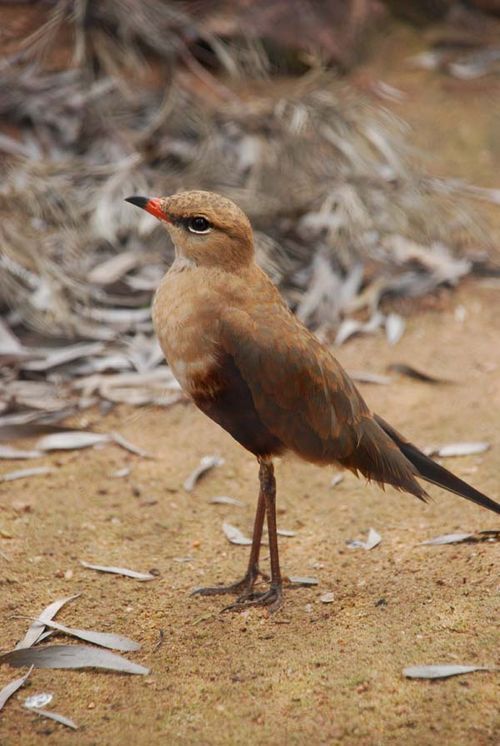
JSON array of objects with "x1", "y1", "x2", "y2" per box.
[{"x1": 191, "y1": 354, "x2": 284, "y2": 458}]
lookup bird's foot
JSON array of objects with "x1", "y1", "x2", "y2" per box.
[
  {"x1": 222, "y1": 583, "x2": 283, "y2": 614},
  {"x1": 191, "y1": 565, "x2": 266, "y2": 598}
]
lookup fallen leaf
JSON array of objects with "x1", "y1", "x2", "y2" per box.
[
  {"x1": 385, "y1": 313, "x2": 405, "y2": 345},
  {"x1": 35, "y1": 631, "x2": 56, "y2": 644},
  {"x1": 111, "y1": 431, "x2": 153, "y2": 458},
  {"x1": 0, "y1": 319, "x2": 32, "y2": 365},
  {"x1": 209, "y1": 496, "x2": 244, "y2": 506},
  {"x1": 0, "y1": 446, "x2": 43, "y2": 460},
  {"x1": 277, "y1": 529, "x2": 296, "y2": 537},
  {"x1": 222, "y1": 523, "x2": 252, "y2": 546},
  {"x1": 287, "y1": 576, "x2": 319, "y2": 586},
  {"x1": 0, "y1": 644, "x2": 149, "y2": 675},
  {"x1": 421, "y1": 533, "x2": 473, "y2": 546},
  {"x1": 80, "y1": 561, "x2": 157, "y2": 581},
  {"x1": 0, "y1": 667, "x2": 33, "y2": 711},
  {"x1": 330, "y1": 473, "x2": 344, "y2": 487},
  {"x1": 426, "y1": 442, "x2": 491, "y2": 458},
  {"x1": 183, "y1": 455, "x2": 224, "y2": 492},
  {"x1": 346, "y1": 528, "x2": 382, "y2": 550},
  {"x1": 403, "y1": 664, "x2": 493, "y2": 680},
  {"x1": 421, "y1": 531, "x2": 499, "y2": 545},
  {"x1": 1, "y1": 466, "x2": 53, "y2": 483},
  {"x1": 26, "y1": 707, "x2": 78, "y2": 730},
  {"x1": 350, "y1": 371, "x2": 392, "y2": 385},
  {"x1": 407, "y1": 50, "x2": 443, "y2": 71},
  {"x1": 25, "y1": 692, "x2": 53, "y2": 708},
  {"x1": 335, "y1": 312, "x2": 385, "y2": 346},
  {"x1": 110, "y1": 467, "x2": 131, "y2": 478},
  {"x1": 16, "y1": 594, "x2": 81, "y2": 649},
  {"x1": 40, "y1": 618, "x2": 141, "y2": 652},
  {"x1": 36, "y1": 431, "x2": 110, "y2": 451},
  {"x1": 22, "y1": 343, "x2": 104, "y2": 372},
  {"x1": 387, "y1": 363, "x2": 450, "y2": 384},
  {"x1": 371, "y1": 79, "x2": 406, "y2": 102},
  {"x1": 88, "y1": 250, "x2": 141, "y2": 285}
]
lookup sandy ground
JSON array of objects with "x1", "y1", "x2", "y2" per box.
[
  {"x1": 1, "y1": 20, "x2": 500, "y2": 746},
  {"x1": 0, "y1": 280, "x2": 499, "y2": 745}
]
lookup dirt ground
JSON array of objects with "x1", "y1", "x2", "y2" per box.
[
  {"x1": 1, "y1": 23, "x2": 500, "y2": 746},
  {"x1": 0, "y1": 278, "x2": 498, "y2": 745}
]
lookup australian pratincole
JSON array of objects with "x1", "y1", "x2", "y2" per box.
[{"x1": 126, "y1": 190, "x2": 500, "y2": 612}]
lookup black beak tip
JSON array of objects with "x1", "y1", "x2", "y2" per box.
[{"x1": 125, "y1": 195, "x2": 149, "y2": 209}]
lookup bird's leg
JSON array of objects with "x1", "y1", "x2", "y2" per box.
[
  {"x1": 191, "y1": 480, "x2": 267, "y2": 599},
  {"x1": 225, "y1": 459, "x2": 283, "y2": 613}
]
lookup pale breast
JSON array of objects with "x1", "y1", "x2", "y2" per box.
[{"x1": 151, "y1": 263, "x2": 221, "y2": 396}]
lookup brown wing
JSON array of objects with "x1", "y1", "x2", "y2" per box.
[
  {"x1": 218, "y1": 306, "x2": 368, "y2": 464},
  {"x1": 218, "y1": 305, "x2": 428, "y2": 500}
]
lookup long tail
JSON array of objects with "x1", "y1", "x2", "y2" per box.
[{"x1": 375, "y1": 415, "x2": 500, "y2": 515}]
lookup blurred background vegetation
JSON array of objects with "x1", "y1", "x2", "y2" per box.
[{"x1": 0, "y1": 0, "x2": 499, "y2": 423}]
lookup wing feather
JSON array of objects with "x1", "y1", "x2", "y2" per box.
[{"x1": 218, "y1": 306, "x2": 367, "y2": 463}]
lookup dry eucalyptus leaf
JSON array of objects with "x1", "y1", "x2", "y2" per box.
[
  {"x1": 330, "y1": 473, "x2": 344, "y2": 488},
  {"x1": 88, "y1": 250, "x2": 141, "y2": 285},
  {"x1": 403, "y1": 664, "x2": 492, "y2": 680},
  {"x1": 222, "y1": 523, "x2": 252, "y2": 546},
  {"x1": 350, "y1": 371, "x2": 392, "y2": 385},
  {"x1": 288, "y1": 576, "x2": 319, "y2": 586},
  {"x1": 0, "y1": 666, "x2": 33, "y2": 711},
  {"x1": 0, "y1": 446, "x2": 43, "y2": 460},
  {"x1": 22, "y1": 343, "x2": 104, "y2": 372},
  {"x1": 36, "y1": 431, "x2": 111, "y2": 451},
  {"x1": 33, "y1": 630, "x2": 55, "y2": 644},
  {"x1": 335, "y1": 312, "x2": 384, "y2": 346},
  {"x1": 110, "y1": 467, "x2": 131, "y2": 478},
  {"x1": 387, "y1": 363, "x2": 450, "y2": 384},
  {"x1": 385, "y1": 313, "x2": 405, "y2": 345},
  {"x1": 0, "y1": 319, "x2": 30, "y2": 364},
  {"x1": 16, "y1": 593, "x2": 81, "y2": 649},
  {"x1": 421, "y1": 533, "x2": 473, "y2": 546},
  {"x1": 1, "y1": 466, "x2": 54, "y2": 483},
  {"x1": 426, "y1": 442, "x2": 491, "y2": 458},
  {"x1": 26, "y1": 706, "x2": 78, "y2": 730},
  {"x1": 346, "y1": 527, "x2": 382, "y2": 550},
  {"x1": 277, "y1": 529, "x2": 296, "y2": 537},
  {"x1": 209, "y1": 496, "x2": 244, "y2": 506},
  {"x1": 25, "y1": 692, "x2": 53, "y2": 708},
  {"x1": 111, "y1": 432, "x2": 152, "y2": 458},
  {"x1": 80, "y1": 561, "x2": 157, "y2": 581},
  {"x1": 0, "y1": 644, "x2": 150, "y2": 675},
  {"x1": 40, "y1": 618, "x2": 141, "y2": 652},
  {"x1": 183, "y1": 455, "x2": 224, "y2": 492}
]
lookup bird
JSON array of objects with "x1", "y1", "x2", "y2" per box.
[{"x1": 126, "y1": 190, "x2": 500, "y2": 612}]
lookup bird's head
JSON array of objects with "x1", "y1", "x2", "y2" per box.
[{"x1": 126, "y1": 190, "x2": 254, "y2": 270}]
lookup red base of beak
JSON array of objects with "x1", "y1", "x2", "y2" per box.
[{"x1": 125, "y1": 196, "x2": 169, "y2": 222}]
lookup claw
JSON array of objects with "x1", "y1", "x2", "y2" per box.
[
  {"x1": 222, "y1": 584, "x2": 283, "y2": 613},
  {"x1": 191, "y1": 565, "x2": 264, "y2": 598}
]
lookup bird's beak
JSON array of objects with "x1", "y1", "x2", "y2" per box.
[{"x1": 125, "y1": 196, "x2": 170, "y2": 223}]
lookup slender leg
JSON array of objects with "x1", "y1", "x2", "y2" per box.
[
  {"x1": 224, "y1": 459, "x2": 284, "y2": 613},
  {"x1": 191, "y1": 477, "x2": 267, "y2": 598}
]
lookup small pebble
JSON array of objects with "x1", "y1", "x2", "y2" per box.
[{"x1": 320, "y1": 592, "x2": 335, "y2": 604}]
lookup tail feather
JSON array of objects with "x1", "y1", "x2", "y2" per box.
[{"x1": 375, "y1": 415, "x2": 500, "y2": 516}]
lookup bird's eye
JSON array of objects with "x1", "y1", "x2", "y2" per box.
[{"x1": 188, "y1": 216, "x2": 211, "y2": 234}]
